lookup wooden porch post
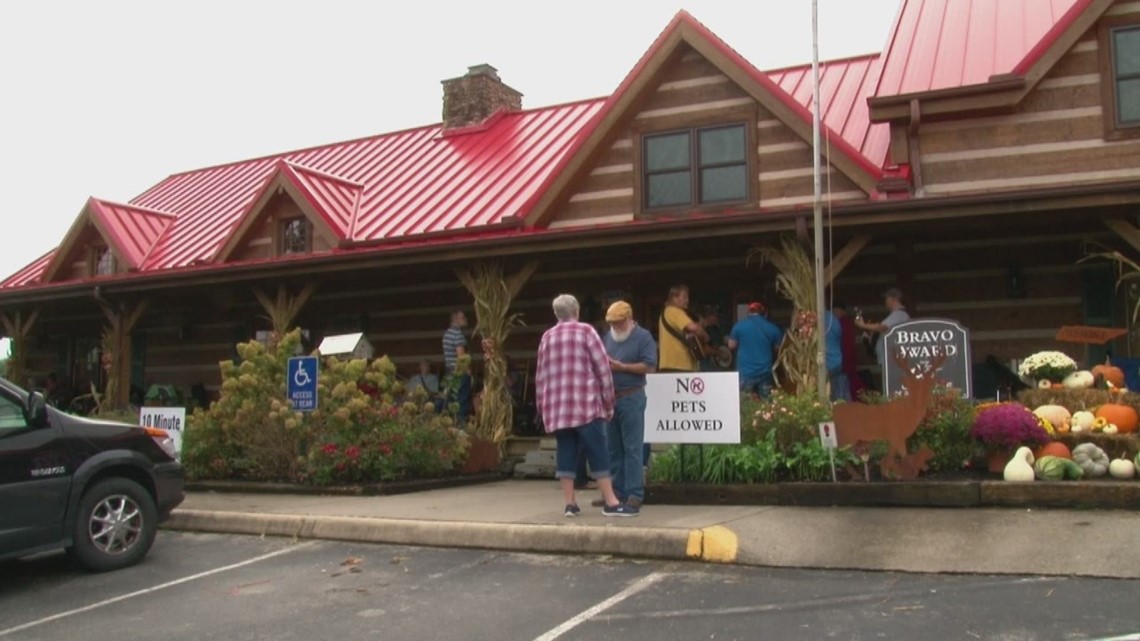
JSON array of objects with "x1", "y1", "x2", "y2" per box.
[
  {"x1": 455, "y1": 261, "x2": 539, "y2": 447},
  {"x1": 0, "y1": 308, "x2": 40, "y2": 388},
  {"x1": 99, "y1": 300, "x2": 147, "y2": 410},
  {"x1": 252, "y1": 283, "x2": 318, "y2": 345}
]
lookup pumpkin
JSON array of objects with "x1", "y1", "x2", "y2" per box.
[
  {"x1": 1095, "y1": 404, "x2": 1138, "y2": 434},
  {"x1": 1034, "y1": 442, "x2": 1072, "y2": 460},
  {"x1": 1073, "y1": 443, "x2": 1110, "y2": 477},
  {"x1": 1033, "y1": 405, "x2": 1071, "y2": 430},
  {"x1": 1037, "y1": 379, "x2": 1053, "y2": 390},
  {"x1": 1063, "y1": 370, "x2": 1095, "y2": 389},
  {"x1": 1092, "y1": 360, "x2": 1126, "y2": 389}
]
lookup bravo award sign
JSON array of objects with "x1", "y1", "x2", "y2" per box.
[
  {"x1": 644, "y1": 372, "x2": 741, "y2": 444},
  {"x1": 882, "y1": 318, "x2": 972, "y2": 398}
]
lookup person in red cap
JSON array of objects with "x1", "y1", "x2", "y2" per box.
[{"x1": 727, "y1": 301, "x2": 784, "y2": 397}]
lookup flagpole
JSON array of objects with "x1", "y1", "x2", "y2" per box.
[{"x1": 812, "y1": 0, "x2": 828, "y2": 402}]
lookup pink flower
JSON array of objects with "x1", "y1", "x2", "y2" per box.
[
  {"x1": 345, "y1": 446, "x2": 361, "y2": 460},
  {"x1": 321, "y1": 443, "x2": 338, "y2": 455}
]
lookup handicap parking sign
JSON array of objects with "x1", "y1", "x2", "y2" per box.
[{"x1": 287, "y1": 356, "x2": 318, "y2": 412}]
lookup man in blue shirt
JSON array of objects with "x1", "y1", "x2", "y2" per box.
[
  {"x1": 825, "y1": 306, "x2": 849, "y2": 402},
  {"x1": 727, "y1": 302, "x2": 784, "y2": 397},
  {"x1": 598, "y1": 300, "x2": 657, "y2": 509}
]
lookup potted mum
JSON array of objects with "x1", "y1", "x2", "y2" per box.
[
  {"x1": 969, "y1": 403, "x2": 1051, "y2": 472},
  {"x1": 1017, "y1": 350, "x2": 1077, "y2": 386}
]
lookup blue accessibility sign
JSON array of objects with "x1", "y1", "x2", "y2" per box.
[{"x1": 287, "y1": 356, "x2": 319, "y2": 412}]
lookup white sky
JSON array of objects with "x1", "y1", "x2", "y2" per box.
[{"x1": 0, "y1": 0, "x2": 899, "y2": 281}]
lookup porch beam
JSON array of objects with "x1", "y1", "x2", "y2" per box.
[
  {"x1": 825, "y1": 234, "x2": 873, "y2": 285},
  {"x1": 252, "y1": 282, "x2": 318, "y2": 338},
  {"x1": 1103, "y1": 218, "x2": 1140, "y2": 254}
]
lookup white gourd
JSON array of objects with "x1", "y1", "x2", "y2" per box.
[
  {"x1": 1063, "y1": 371, "x2": 1095, "y2": 389},
  {"x1": 1071, "y1": 411, "x2": 1096, "y2": 431},
  {"x1": 1109, "y1": 458, "x2": 1135, "y2": 479},
  {"x1": 1003, "y1": 446, "x2": 1036, "y2": 482}
]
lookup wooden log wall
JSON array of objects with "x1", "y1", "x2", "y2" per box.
[
  {"x1": 549, "y1": 45, "x2": 866, "y2": 230},
  {"x1": 919, "y1": 1, "x2": 1140, "y2": 195},
  {"x1": 14, "y1": 215, "x2": 1123, "y2": 402}
]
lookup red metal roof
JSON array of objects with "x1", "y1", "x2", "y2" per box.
[
  {"x1": 278, "y1": 161, "x2": 362, "y2": 239},
  {"x1": 127, "y1": 99, "x2": 604, "y2": 272},
  {"x1": 88, "y1": 198, "x2": 176, "y2": 269},
  {"x1": 875, "y1": 0, "x2": 1089, "y2": 98},
  {"x1": 1, "y1": 2, "x2": 1102, "y2": 292},
  {"x1": 768, "y1": 55, "x2": 891, "y2": 169}
]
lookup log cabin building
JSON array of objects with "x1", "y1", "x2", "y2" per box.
[{"x1": 3, "y1": 0, "x2": 1140, "y2": 415}]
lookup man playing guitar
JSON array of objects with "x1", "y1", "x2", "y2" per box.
[{"x1": 658, "y1": 284, "x2": 709, "y2": 373}]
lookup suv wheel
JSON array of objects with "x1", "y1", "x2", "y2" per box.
[{"x1": 69, "y1": 478, "x2": 157, "y2": 572}]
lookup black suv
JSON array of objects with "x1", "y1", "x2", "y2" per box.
[{"x1": 0, "y1": 376, "x2": 184, "y2": 571}]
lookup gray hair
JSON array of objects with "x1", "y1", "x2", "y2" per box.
[{"x1": 552, "y1": 294, "x2": 580, "y2": 321}]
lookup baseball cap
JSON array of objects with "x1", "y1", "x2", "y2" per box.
[
  {"x1": 605, "y1": 301, "x2": 633, "y2": 322},
  {"x1": 747, "y1": 301, "x2": 766, "y2": 314},
  {"x1": 883, "y1": 287, "x2": 903, "y2": 300}
]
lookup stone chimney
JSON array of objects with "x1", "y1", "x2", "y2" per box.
[{"x1": 441, "y1": 64, "x2": 522, "y2": 130}]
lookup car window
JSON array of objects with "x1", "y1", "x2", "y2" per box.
[{"x1": 0, "y1": 394, "x2": 29, "y2": 433}]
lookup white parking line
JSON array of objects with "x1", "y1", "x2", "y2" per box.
[
  {"x1": 533, "y1": 572, "x2": 665, "y2": 641},
  {"x1": 0, "y1": 542, "x2": 316, "y2": 638}
]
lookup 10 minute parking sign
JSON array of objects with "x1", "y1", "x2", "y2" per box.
[{"x1": 643, "y1": 372, "x2": 741, "y2": 444}]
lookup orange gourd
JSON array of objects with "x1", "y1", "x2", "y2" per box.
[
  {"x1": 1092, "y1": 361, "x2": 1126, "y2": 389},
  {"x1": 1095, "y1": 404, "x2": 1139, "y2": 434},
  {"x1": 1034, "y1": 442, "x2": 1072, "y2": 460}
]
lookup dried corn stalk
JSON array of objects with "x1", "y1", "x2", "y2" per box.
[
  {"x1": 455, "y1": 261, "x2": 538, "y2": 447},
  {"x1": 748, "y1": 236, "x2": 819, "y2": 394}
]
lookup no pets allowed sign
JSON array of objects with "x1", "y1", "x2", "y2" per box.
[{"x1": 644, "y1": 372, "x2": 741, "y2": 444}]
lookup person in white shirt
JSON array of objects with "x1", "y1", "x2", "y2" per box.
[{"x1": 406, "y1": 360, "x2": 441, "y2": 396}]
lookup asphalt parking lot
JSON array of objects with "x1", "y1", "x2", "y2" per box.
[{"x1": 2, "y1": 532, "x2": 1139, "y2": 641}]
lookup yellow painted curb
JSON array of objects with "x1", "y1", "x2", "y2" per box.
[{"x1": 686, "y1": 525, "x2": 739, "y2": 563}]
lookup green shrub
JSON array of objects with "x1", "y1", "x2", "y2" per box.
[
  {"x1": 910, "y1": 387, "x2": 977, "y2": 472},
  {"x1": 183, "y1": 329, "x2": 468, "y2": 484}
]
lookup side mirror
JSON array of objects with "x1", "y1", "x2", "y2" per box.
[{"x1": 26, "y1": 391, "x2": 48, "y2": 428}]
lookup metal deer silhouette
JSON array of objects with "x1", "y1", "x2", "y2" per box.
[{"x1": 832, "y1": 353, "x2": 948, "y2": 480}]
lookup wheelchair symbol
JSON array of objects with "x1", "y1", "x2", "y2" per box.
[{"x1": 294, "y1": 363, "x2": 312, "y2": 387}]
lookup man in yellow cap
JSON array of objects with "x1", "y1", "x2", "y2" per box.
[{"x1": 592, "y1": 300, "x2": 657, "y2": 509}]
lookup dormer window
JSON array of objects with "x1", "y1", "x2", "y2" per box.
[
  {"x1": 642, "y1": 123, "x2": 749, "y2": 211},
  {"x1": 1099, "y1": 19, "x2": 1140, "y2": 139},
  {"x1": 93, "y1": 247, "x2": 116, "y2": 276},
  {"x1": 280, "y1": 217, "x2": 310, "y2": 255}
]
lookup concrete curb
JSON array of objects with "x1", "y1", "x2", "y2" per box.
[
  {"x1": 185, "y1": 473, "x2": 505, "y2": 497},
  {"x1": 647, "y1": 480, "x2": 1140, "y2": 510},
  {"x1": 163, "y1": 510, "x2": 706, "y2": 562}
]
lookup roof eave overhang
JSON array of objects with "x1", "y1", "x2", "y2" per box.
[
  {"x1": 7, "y1": 180, "x2": 1140, "y2": 306},
  {"x1": 868, "y1": 77, "x2": 1027, "y2": 122}
]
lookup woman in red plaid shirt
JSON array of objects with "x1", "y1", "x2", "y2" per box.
[{"x1": 536, "y1": 294, "x2": 639, "y2": 517}]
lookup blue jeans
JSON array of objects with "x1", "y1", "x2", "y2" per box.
[
  {"x1": 554, "y1": 419, "x2": 610, "y2": 480},
  {"x1": 607, "y1": 391, "x2": 647, "y2": 502},
  {"x1": 829, "y1": 368, "x2": 851, "y2": 402},
  {"x1": 740, "y1": 373, "x2": 774, "y2": 398}
]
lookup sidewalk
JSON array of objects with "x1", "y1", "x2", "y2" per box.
[{"x1": 165, "y1": 480, "x2": 1140, "y2": 579}]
